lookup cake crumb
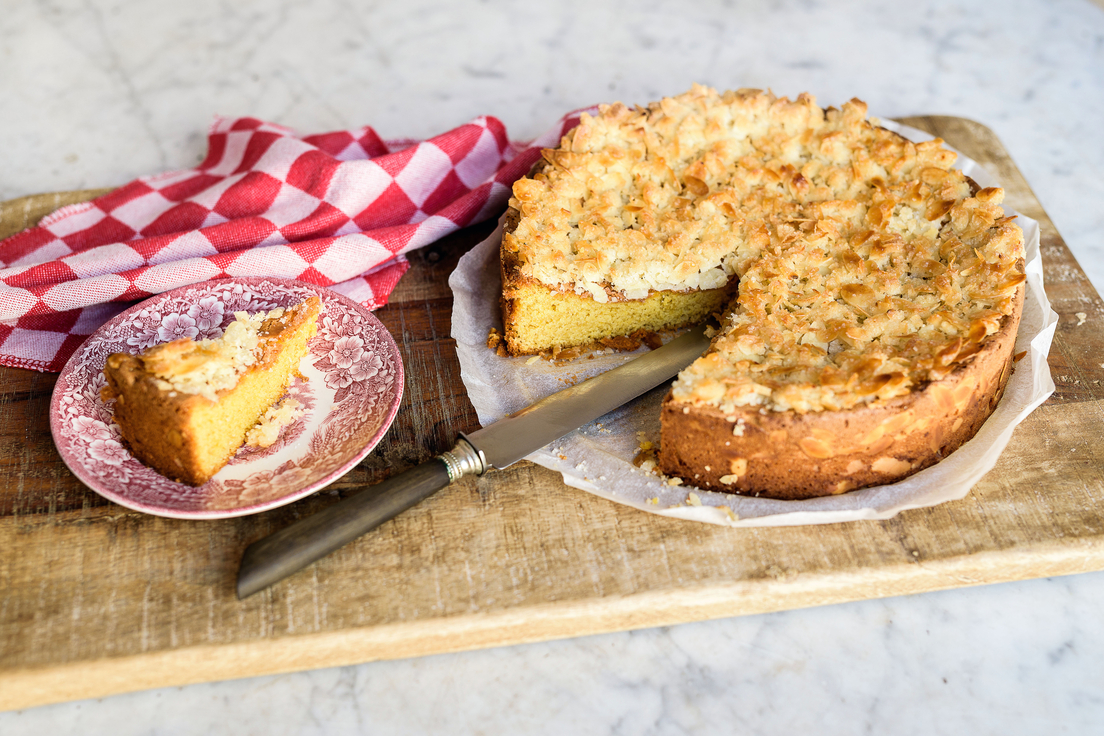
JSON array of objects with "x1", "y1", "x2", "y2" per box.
[
  {"x1": 642, "y1": 333, "x2": 663, "y2": 350},
  {"x1": 245, "y1": 398, "x2": 302, "y2": 448},
  {"x1": 525, "y1": 355, "x2": 540, "y2": 365},
  {"x1": 633, "y1": 433, "x2": 659, "y2": 469},
  {"x1": 598, "y1": 334, "x2": 642, "y2": 351},
  {"x1": 1075, "y1": 312, "x2": 1087, "y2": 326}
]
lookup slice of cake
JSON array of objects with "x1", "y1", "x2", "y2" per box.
[
  {"x1": 102, "y1": 297, "x2": 321, "y2": 485},
  {"x1": 501, "y1": 85, "x2": 1026, "y2": 499}
]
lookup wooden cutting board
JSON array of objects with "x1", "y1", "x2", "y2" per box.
[{"x1": 1, "y1": 117, "x2": 1102, "y2": 712}]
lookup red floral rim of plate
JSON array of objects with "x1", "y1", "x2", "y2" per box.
[{"x1": 49, "y1": 277, "x2": 404, "y2": 519}]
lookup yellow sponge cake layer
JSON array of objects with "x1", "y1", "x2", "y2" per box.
[{"x1": 501, "y1": 278, "x2": 729, "y2": 355}]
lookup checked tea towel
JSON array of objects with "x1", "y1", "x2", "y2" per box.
[{"x1": 0, "y1": 110, "x2": 585, "y2": 372}]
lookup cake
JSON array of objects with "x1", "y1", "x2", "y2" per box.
[
  {"x1": 500, "y1": 85, "x2": 1025, "y2": 499},
  {"x1": 102, "y1": 297, "x2": 321, "y2": 485}
]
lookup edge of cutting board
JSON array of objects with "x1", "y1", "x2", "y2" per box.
[
  {"x1": 4, "y1": 536, "x2": 1103, "y2": 711},
  {"x1": 2, "y1": 115, "x2": 1102, "y2": 711}
]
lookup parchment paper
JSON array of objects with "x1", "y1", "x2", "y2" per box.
[{"x1": 448, "y1": 121, "x2": 1058, "y2": 527}]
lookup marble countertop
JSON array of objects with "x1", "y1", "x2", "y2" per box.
[{"x1": 3, "y1": 0, "x2": 1103, "y2": 733}]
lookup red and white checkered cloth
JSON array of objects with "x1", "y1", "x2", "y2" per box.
[{"x1": 0, "y1": 111, "x2": 586, "y2": 372}]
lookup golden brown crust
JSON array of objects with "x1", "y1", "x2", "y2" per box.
[
  {"x1": 102, "y1": 352, "x2": 210, "y2": 485},
  {"x1": 658, "y1": 285, "x2": 1024, "y2": 499}
]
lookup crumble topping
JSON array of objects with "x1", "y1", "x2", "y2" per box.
[
  {"x1": 505, "y1": 85, "x2": 1025, "y2": 413},
  {"x1": 141, "y1": 307, "x2": 288, "y2": 402},
  {"x1": 245, "y1": 397, "x2": 302, "y2": 448}
]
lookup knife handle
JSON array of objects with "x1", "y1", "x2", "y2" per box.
[{"x1": 236, "y1": 437, "x2": 485, "y2": 599}]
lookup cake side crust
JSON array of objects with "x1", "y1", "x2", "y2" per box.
[{"x1": 102, "y1": 357, "x2": 209, "y2": 484}]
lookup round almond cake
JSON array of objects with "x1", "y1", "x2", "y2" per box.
[{"x1": 500, "y1": 85, "x2": 1025, "y2": 499}]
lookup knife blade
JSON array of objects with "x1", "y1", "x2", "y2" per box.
[{"x1": 236, "y1": 324, "x2": 710, "y2": 598}]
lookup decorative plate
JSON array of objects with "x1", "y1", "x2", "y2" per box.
[{"x1": 49, "y1": 277, "x2": 404, "y2": 519}]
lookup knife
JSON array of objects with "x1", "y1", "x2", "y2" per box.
[{"x1": 236, "y1": 324, "x2": 711, "y2": 599}]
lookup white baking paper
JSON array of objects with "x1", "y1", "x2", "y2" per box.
[{"x1": 448, "y1": 121, "x2": 1058, "y2": 527}]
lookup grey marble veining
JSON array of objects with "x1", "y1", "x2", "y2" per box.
[
  {"x1": 2, "y1": 0, "x2": 1103, "y2": 733},
  {"x1": 3, "y1": 0, "x2": 1103, "y2": 295},
  {"x1": 4, "y1": 572, "x2": 1104, "y2": 734}
]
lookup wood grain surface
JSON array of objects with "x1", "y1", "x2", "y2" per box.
[{"x1": 1, "y1": 117, "x2": 1102, "y2": 711}]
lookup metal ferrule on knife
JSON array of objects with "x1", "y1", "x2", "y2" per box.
[
  {"x1": 237, "y1": 324, "x2": 710, "y2": 598},
  {"x1": 437, "y1": 436, "x2": 487, "y2": 481}
]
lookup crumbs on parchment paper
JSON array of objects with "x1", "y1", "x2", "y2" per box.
[
  {"x1": 629, "y1": 432, "x2": 741, "y2": 520},
  {"x1": 486, "y1": 328, "x2": 508, "y2": 356},
  {"x1": 633, "y1": 431, "x2": 658, "y2": 472}
]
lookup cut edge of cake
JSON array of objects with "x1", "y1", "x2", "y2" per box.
[{"x1": 499, "y1": 163, "x2": 734, "y2": 356}]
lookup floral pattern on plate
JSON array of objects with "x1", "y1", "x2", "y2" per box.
[{"x1": 49, "y1": 278, "x2": 404, "y2": 519}]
